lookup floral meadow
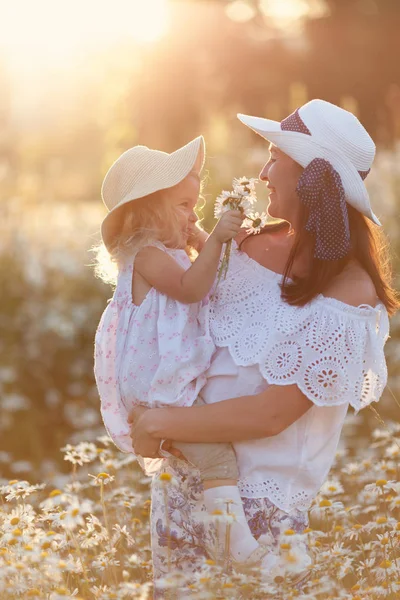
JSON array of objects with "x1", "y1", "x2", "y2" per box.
[
  {"x1": 1, "y1": 143, "x2": 400, "y2": 598},
  {"x1": 1, "y1": 0, "x2": 400, "y2": 592}
]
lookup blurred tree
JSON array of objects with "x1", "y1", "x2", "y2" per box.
[{"x1": 304, "y1": 0, "x2": 400, "y2": 143}]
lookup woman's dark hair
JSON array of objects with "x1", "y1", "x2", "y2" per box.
[{"x1": 240, "y1": 205, "x2": 399, "y2": 316}]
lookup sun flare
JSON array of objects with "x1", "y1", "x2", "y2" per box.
[
  {"x1": 260, "y1": 0, "x2": 312, "y2": 26},
  {"x1": 0, "y1": 0, "x2": 169, "y2": 72}
]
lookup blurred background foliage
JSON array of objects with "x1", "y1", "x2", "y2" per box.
[{"x1": 1, "y1": 0, "x2": 400, "y2": 481}]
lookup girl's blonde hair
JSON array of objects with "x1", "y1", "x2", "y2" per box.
[{"x1": 93, "y1": 181, "x2": 203, "y2": 286}]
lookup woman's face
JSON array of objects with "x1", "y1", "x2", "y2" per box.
[
  {"x1": 168, "y1": 173, "x2": 200, "y2": 242},
  {"x1": 259, "y1": 145, "x2": 304, "y2": 225}
]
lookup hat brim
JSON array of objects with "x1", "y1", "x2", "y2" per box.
[
  {"x1": 237, "y1": 114, "x2": 381, "y2": 226},
  {"x1": 101, "y1": 135, "x2": 205, "y2": 250}
]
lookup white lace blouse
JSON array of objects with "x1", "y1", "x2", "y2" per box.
[{"x1": 202, "y1": 240, "x2": 389, "y2": 513}]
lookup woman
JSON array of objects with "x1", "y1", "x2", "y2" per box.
[{"x1": 129, "y1": 100, "x2": 398, "y2": 593}]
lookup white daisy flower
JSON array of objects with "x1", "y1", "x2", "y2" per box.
[
  {"x1": 232, "y1": 177, "x2": 258, "y2": 199},
  {"x1": 243, "y1": 212, "x2": 268, "y2": 234},
  {"x1": 61, "y1": 498, "x2": 94, "y2": 530},
  {"x1": 92, "y1": 548, "x2": 120, "y2": 571},
  {"x1": 61, "y1": 442, "x2": 98, "y2": 466},
  {"x1": 320, "y1": 478, "x2": 344, "y2": 496}
]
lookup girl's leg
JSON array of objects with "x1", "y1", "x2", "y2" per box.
[
  {"x1": 172, "y1": 439, "x2": 262, "y2": 562},
  {"x1": 203, "y1": 479, "x2": 260, "y2": 561}
]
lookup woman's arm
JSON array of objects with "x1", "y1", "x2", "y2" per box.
[
  {"x1": 134, "y1": 384, "x2": 313, "y2": 445},
  {"x1": 135, "y1": 210, "x2": 243, "y2": 304}
]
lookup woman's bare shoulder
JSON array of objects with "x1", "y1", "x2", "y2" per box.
[{"x1": 323, "y1": 262, "x2": 378, "y2": 308}]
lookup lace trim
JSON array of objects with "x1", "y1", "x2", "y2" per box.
[
  {"x1": 210, "y1": 244, "x2": 389, "y2": 412},
  {"x1": 238, "y1": 478, "x2": 313, "y2": 512}
]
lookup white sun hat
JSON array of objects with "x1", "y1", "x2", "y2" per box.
[
  {"x1": 100, "y1": 135, "x2": 205, "y2": 250},
  {"x1": 237, "y1": 99, "x2": 381, "y2": 226}
]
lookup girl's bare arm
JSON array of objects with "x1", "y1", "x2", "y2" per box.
[{"x1": 134, "y1": 210, "x2": 243, "y2": 304}]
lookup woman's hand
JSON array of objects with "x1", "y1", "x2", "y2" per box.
[{"x1": 128, "y1": 406, "x2": 185, "y2": 460}]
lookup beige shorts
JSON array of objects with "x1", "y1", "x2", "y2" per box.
[{"x1": 172, "y1": 396, "x2": 239, "y2": 481}]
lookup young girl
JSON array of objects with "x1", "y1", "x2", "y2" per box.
[{"x1": 94, "y1": 136, "x2": 272, "y2": 568}]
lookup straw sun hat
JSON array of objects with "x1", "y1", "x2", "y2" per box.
[
  {"x1": 100, "y1": 136, "x2": 205, "y2": 250},
  {"x1": 237, "y1": 99, "x2": 381, "y2": 226}
]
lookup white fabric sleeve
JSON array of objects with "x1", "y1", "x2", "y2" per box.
[{"x1": 210, "y1": 282, "x2": 390, "y2": 413}]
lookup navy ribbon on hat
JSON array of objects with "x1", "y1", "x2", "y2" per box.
[
  {"x1": 296, "y1": 159, "x2": 351, "y2": 260},
  {"x1": 279, "y1": 108, "x2": 373, "y2": 260}
]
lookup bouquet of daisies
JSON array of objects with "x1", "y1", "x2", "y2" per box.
[{"x1": 214, "y1": 177, "x2": 268, "y2": 281}]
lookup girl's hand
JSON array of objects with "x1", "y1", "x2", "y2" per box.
[
  {"x1": 187, "y1": 224, "x2": 208, "y2": 252},
  {"x1": 211, "y1": 210, "x2": 244, "y2": 244}
]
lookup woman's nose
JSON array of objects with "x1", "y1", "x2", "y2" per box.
[
  {"x1": 259, "y1": 163, "x2": 269, "y2": 182},
  {"x1": 189, "y1": 210, "x2": 198, "y2": 223}
]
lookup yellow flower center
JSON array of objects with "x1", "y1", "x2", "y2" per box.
[
  {"x1": 285, "y1": 552, "x2": 298, "y2": 563},
  {"x1": 379, "y1": 560, "x2": 392, "y2": 569},
  {"x1": 376, "y1": 479, "x2": 388, "y2": 487},
  {"x1": 319, "y1": 499, "x2": 332, "y2": 507}
]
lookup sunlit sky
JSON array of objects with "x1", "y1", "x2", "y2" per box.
[
  {"x1": 0, "y1": 0, "x2": 319, "y2": 123},
  {"x1": 0, "y1": 0, "x2": 318, "y2": 75},
  {"x1": 1, "y1": 0, "x2": 169, "y2": 72}
]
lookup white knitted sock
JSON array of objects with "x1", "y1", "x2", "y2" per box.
[{"x1": 204, "y1": 485, "x2": 259, "y2": 561}]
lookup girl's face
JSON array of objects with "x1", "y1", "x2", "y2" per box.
[
  {"x1": 167, "y1": 173, "x2": 200, "y2": 243},
  {"x1": 259, "y1": 145, "x2": 304, "y2": 226}
]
